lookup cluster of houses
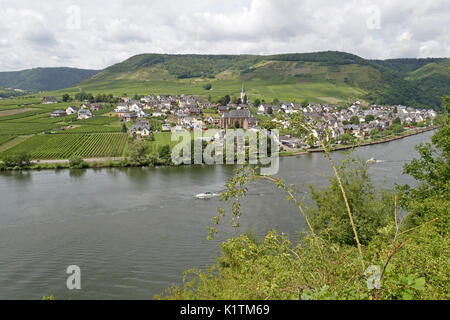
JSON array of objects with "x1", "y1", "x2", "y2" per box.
[
  {"x1": 114, "y1": 86, "x2": 260, "y2": 132},
  {"x1": 114, "y1": 94, "x2": 207, "y2": 123},
  {"x1": 47, "y1": 96, "x2": 104, "y2": 120},
  {"x1": 268, "y1": 101, "x2": 437, "y2": 148}
]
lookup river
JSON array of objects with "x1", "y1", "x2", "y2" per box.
[{"x1": 0, "y1": 130, "x2": 434, "y2": 299}]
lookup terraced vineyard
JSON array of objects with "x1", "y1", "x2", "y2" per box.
[{"x1": 1, "y1": 133, "x2": 128, "y2": 159}]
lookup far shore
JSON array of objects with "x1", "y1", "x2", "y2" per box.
[{"x1": 0, "y1": 126, "x2": 436, "y2": 171}]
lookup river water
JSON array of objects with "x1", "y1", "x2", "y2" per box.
[{"x1": 0, "y1": 131, "x2": 434, "y2": 299}]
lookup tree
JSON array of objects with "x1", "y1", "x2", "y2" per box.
[
  {"x1": 309, "y1": 162, "x2": 393, "y2": 245},
  {"x1": 203, "y1": 83, "x2": 212, "y2": 91},
  {"x1": 121, "y1": 123, "x2": 128, "y2": 133},
  {"x1": 339, "y1": 133, "x2": 355, "y2": 145},
  {"x1": 350, "y1": 116, "x2": 360, "y2": 125},
  {"x1": 217, "y1": 95, "x2": 231, "y2": 106},
  {"x1": 62, "y1": 94, "x2": 72, "y2": 102},
  {"x1": 127, "y1": 140, "x2": 150, "y2": 164},
  {"x1": 254, "y1": 99, "x2": 261, "y2": 108},
  {"x1": 260, "y1": 120, "x2": 276, "y2": 131},
  {"x1": 390, "y1": 124, "x2": 404, "y2": 134},
  {"x1": 365, "y1": 115, "x2": 375, "y2": 123},
  {"x1": 158, "y1": 145, "x2": 171, "y2": 162},
  {"x1": 267, "y1": 106, "x2": 273, "y2": 115},
  {"x1": 69, "y1": 156, "x2": 87, "y2": 169},
  {"x1": 393, "y1": 117, "x2": 402, "y2": 125}
]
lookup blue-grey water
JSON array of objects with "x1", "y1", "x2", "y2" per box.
[{"x1": 0, "y1": 131, "x2": 434, "y2": 299}]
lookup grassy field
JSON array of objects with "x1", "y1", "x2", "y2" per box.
[
  {"x1": 148, "y1": 132, "x2": 186, "y2": 153},
  {"x1": 0, "y1": 135, "x2": 15, "y2": 146}
]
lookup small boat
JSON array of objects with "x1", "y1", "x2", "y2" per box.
[{"x1": 195, "y1": 191, "x2": 219, "y2": 199}]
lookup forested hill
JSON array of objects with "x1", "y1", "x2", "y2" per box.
[
  {"x1": 0, "y1": 67, "x2": 99, "y2": 91},
  {"x1": 86, "y1": 52, "x2": 449, "y2": 110}
]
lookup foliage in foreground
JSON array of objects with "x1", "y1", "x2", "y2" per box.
[{"x1": 157, "y1": 97, "x2": 449, "y2": 300}]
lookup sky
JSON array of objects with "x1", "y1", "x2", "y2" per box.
[{"x1": 0, "y1": 0, "x2": 449, "y2": 71}]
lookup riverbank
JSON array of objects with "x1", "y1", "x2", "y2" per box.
[
  {"x1": 0, "y1": 126, "x2": 437, "y2": 171},
  {"x1": 281, "y1": 126, "x2": 437, "y2": 156}
]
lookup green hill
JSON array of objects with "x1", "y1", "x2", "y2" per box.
[
  {"x1": 48, "y1": 52, "x2": 450, "y2": 110},
  {"x1": 0, "y1": 67, "x2": 100, "y2": 91}
]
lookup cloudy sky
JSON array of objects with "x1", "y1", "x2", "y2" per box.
[{"x1": 0, "y1": 0, "x2": 449, "y2": 71}]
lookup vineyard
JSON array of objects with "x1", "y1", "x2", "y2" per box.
[
  {"x1": 0, "y1": 109, "x2": 49, "y2": 122},
  {"x1": 78, "y1": 116, "x2": 118, "y2": 125},
  {"x1": 0, "y1": 122, "x2": 61, "y2": 135},
  {"x1": 56, "y1": 125, "x2": 122, "y2": 134},
  {"x1": 0, "y1": 135, "x2": 15, "y2": 145},
  {"x1": 1, "y1": 133, "x2": 128, "y2": 159}
]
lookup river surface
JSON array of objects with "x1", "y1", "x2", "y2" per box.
[{"x1": 0, "y1": 131, "x2": 434, "y2": 299}]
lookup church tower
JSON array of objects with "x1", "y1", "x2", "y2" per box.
[{"x1": 240, "y1": 83, "x2": 246, "y2": 103}]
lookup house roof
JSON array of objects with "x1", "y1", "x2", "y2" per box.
[
  {"x1": 43, "y1": 96, "x2": 58, "y2": 102},
  {"x1": 223, "y1": 109, "x2": 251, "y2": 119}
]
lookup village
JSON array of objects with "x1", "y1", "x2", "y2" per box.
[{"x1": 43, "y1": 84, "x2": 438, "y2": 151}]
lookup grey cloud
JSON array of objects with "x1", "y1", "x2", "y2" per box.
[{"x1": 24, "y1": 29, "x2": 58, "y2": 47}]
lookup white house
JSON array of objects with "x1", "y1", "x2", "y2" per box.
[
  {"x1": 114, "y1": 103, "x2": 129, "y2": 113},
  {"x1": 66, "y1": 106, "x2": 79, "y2": 115},
  {"x1": 78, "y1": 109, "x2": 93, "y2": 120},
  {"x1": 130, "y1": 121, "x2": 150, "y2": 137},
  {"x1": 257, "y1": 105, "x2": 266, "y2": 115},
  {"x1": 136, "y1": 109, "x2": 148, "y2": 118},
  {"x1": 129, "y1": 103, "x2": 143, "y2": 113}
]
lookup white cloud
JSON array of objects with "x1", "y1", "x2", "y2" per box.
[{"x1": 0, "y1": 0, "x2": 448, "y2": 71}]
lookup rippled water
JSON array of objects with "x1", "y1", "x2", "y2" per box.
[{"x1": 0, "y1": 131, "x2": 434, "y2": 299}]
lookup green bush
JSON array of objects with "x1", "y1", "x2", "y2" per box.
[{"x1": 69, "y1": 156, "x2": 87, "y2": 169}]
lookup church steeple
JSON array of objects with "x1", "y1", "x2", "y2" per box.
[{"x1": 240, "y1": 83, "x2": 246, "y2": 103}]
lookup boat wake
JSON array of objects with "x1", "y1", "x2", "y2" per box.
[
  {"x1": 195, "y1": 192, "x2": 222, "y2": 199},
  {"x1": 366, "y1": 158, "x2": 386, "y2": 164}
]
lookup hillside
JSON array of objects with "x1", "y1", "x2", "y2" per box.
[
  {"x1": 0, "y1": 67, "x2": 100, "y2": 91},
  {"x1": 57, "y1": 52, "x2": 449, "y2": 110}
]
